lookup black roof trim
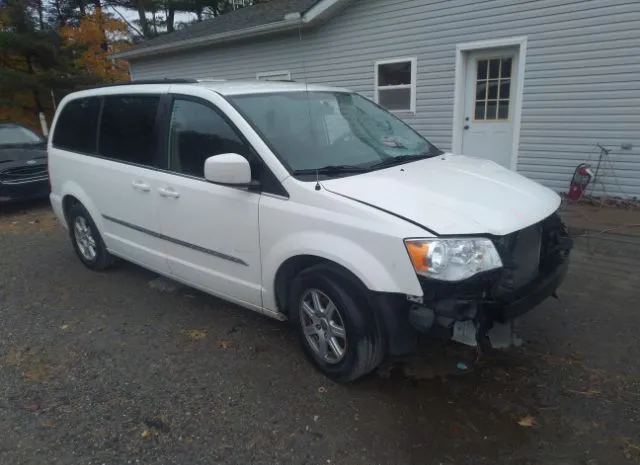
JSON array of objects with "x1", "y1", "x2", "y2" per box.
[{"x1": 88, "y1": 79, "x2": 198, "y2": 89}]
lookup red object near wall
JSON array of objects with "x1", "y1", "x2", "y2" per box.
[{"x1": 567, "y1": 163, "x2": 594, "y2": 201}]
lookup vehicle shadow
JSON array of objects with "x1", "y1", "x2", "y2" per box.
[{"x1": 0, "y1": 198, "x2": 51, "y2": 215}]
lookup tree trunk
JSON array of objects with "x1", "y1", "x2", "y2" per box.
[
  {"x1": 36, "y1": 0, "x2": 45, "y2": 30},
  {"x1": 92, "y1": 1, "x2": 109, "y2": 52},
  {"x1": 54, "y1": 0, "x2": 66, "y2": 26},
  {"x1": 25, "y1": 55, "x2": 44, "y2": 117},
  {"x1": 152, "y1": 10, "x2": 157, "y2": 35},
  {"x1": 78, "y1": 0, "x2": 86, "y2": 17},
  {"x1": 167, "y1": 7, "x2": 175, "y2": 33},
  {"x1": 136, "y1": 0, "x2": 152, "y2": 38}
]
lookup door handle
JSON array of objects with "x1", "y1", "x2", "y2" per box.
[
  {"x1": 158, "y1": 187, "x2": 180, "y2": 199},
  {"x1": 132, "y1": 180, "x2": 151, "y2": 192}
]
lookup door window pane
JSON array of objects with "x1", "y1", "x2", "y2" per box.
[
  {"x1": 487, "y1": 81, "x2": 498, "y2": 100},
  {"x1": 52, "y1": 97, "x2": 100, "y2": 154},
  {"x1": 473, "y1": 56, "x2": 513, "y2": 121},
  {"x1": 486, "y1": 101, "x2": 497, "y2": 120},
  {"x1": 168, "y1": 99, "x2": 251, "y2": 178},
  {"x1": 501, "y1": 58, "x2": 512, "y2": 78},
  {"x1": 498, "y1": 100, "x2": 509, "y2": 119},
  {"x1": 476, "y1": 60, "x2": 488, "y2": 80},
  {"x1": 499, "y1": 80, "x2": 511, "y2": 100},
  {"x1": 98, "y1": 95, "x2": 160, "y2": 166},
  {"x1": 488, "y1": 59, "x2": 501, "y2": 79}
]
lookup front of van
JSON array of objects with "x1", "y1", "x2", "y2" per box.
[{"x1": 227, "y1": 85, "x2": 572, "y2": 354}]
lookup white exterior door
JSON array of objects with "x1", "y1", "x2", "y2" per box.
[
  {"x1": 461, "y1": 50, "x2": 517, "y2": 168},
  {"x1": 156, "y1": 96, "x2": 263, "y2": 309}
]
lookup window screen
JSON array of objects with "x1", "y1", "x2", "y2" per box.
[
  {"x1": 98, "y1": 95, "x2": 160, "y2": 166},
  {"x1": 52, "y1": 97, "x2": 101, "y2": 153},
  {"x1": 168, "y1": 99, "x2": 251, "y2": 178}
]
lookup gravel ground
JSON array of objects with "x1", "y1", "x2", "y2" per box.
[{"x1": 0, "y1": 202, "x2": 638, "y2": 465}]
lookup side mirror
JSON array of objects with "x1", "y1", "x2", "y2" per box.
[{"x1": 204, "y1": 153, "x2": 252, "y2": 186}]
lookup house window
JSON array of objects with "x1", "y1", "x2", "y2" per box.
[
  {"x1": 256, "y1": 71, "x2": 291, "y2": 81},
  {"x1": 473, "y1": 57, "x2": 512, "y2": 121},
  {"x1": 374, "y1": 58, "x2": 417, "y2": 112}
]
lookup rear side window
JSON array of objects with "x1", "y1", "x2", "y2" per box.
[
  {"x1": 52, "y1": 97, "x2": 101, "y2": 153},
  {"x1": 98, "y1": 95, "x2": 160, "y2": 166}
]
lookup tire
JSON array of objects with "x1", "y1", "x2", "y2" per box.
[
  {"x1": 289, "y1": 264, "x2": 386, "y2": 382},
  {"x1": 67, "y1": 203, "x2": 115, "y2": 271}
]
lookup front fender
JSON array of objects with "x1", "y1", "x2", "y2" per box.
[{"x1": 262, "y1": 231, "x2": 423, "y2": 311}]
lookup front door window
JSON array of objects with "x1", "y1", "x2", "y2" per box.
[{"x1": 167, "y1": 98, "x2": 253, "y2": 178}]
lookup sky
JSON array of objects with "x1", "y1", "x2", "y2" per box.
[{"x1": 107, "y1": 5, "x2": 197, "y2": 36}]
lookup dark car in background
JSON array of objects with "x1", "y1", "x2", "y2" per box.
[{"x1": 0, "y1": 122, "x2": 49, "y2": 204}]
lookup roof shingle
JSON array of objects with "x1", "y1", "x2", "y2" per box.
[{"x1": 129, "y1": 0, "x2": 320, "y2": 53}]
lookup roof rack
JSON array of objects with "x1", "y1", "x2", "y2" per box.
[{"x1": 89, "y1": 78, "x2": 198, "y2": 88}]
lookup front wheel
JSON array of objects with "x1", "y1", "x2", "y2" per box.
[{"x1": 289, "y1": 265, "x2": 385, "y2": 382}]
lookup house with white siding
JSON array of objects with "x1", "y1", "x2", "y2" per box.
[{"x1": 113, "y1": 0, "x2": 640, "y2": 198}]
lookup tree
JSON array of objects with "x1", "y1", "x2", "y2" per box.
[
  {"x1": 0, "y1": 0, "x2": 130, "y2": 131},
  {"x1": 60, "y1": 8, "x2": 130, "y2": 82},
  {"x1": 0, "y1": 0, "x2": 74, "y2": 130}
]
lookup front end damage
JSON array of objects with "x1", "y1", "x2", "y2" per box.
[{"x1": 384, "y1": 213, "x2": 573, "y2": 355}]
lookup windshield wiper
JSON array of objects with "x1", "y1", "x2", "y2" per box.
[
  {"x1": 368, "y1": 153, "x2": 434, "y2": 170},
  {"x1": 293, "y1": 164, "x2": 368, "y2": 176}
]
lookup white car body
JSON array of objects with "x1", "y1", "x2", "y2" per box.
[{"x1": 48, "y1": 80, "x2": 571, "y2": 381}]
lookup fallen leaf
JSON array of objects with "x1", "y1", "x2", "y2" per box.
[
  {"x1": 22, "y1": 404, "x2": 41, "y2": 412},
  {"x1": 183, "y1": 329, "x2": 206, "y2": 340},
  {"x1": 217, "y1": 340, "x2": 234, "y2": 349},
  {"x1": 517, "y1": 415, "x2": 536, "y2": 427},
  {"x1": 141, "y1": 429, "x2": 153, "y2": 438},
  {"x1": 60, "y1": 325, "x2": 69, "y2": 331},
  {"x1": 39, "y1": 419, "x2": 56, "y2": 428}
]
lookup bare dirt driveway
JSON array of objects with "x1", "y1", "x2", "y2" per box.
[{"x1": 0, "y1": 202, "x2": 638, "y2": 465}]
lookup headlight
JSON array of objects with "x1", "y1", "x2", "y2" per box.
[{"x1": 404, "y1": 238, "x2": 503, "y2": 281}]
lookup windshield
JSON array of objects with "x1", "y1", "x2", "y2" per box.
[
  {"x1": 229, "y1": 91, "x2": 442, "y2": 176},
  {"x1": 0, "y1": 124, "x2": 43, "y2": 147}
]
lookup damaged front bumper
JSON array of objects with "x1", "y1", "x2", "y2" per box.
[{"x1": 377, "y1": 213, "x2": 573, "y2": 355}]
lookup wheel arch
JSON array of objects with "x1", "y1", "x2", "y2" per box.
[
  {"x1": 60, "y1": 181, "x2": 105, "y2": 233},
  {"x1": 265, "y1": 232, "x2": 422, "y2": 316},
  {"x1": 274, "y1": 255, "x2": 368, "y2": 317}
]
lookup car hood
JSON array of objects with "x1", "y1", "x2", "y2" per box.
[
  {"x1": 0, "y1": 147, "x2": 47, "y2": 171},
  {"x1": 320, "y1": 154, "x2": 561, "y2": 236},
  {"x1": 0, "y1": 146, "x2": 46, "y2": 163}
]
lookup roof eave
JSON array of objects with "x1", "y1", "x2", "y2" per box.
[
  {"x1": 111, "y1": 0, "x2": 352, "y2": 61},
  {"x1": 111, "y1": 17, "x2": 303, "y2": 60}
]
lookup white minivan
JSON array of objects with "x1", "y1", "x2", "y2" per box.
[{"x1": 48, "y1": 79, "x2": 572, "y2": 381}]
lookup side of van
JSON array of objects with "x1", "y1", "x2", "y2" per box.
[{"x1": 48, "y1": 80, "x2": 572, "y2": 382}]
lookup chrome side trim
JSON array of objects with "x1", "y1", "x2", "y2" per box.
[{"x1": 102, "y1": 214, "x2": 248, "y2": 266}]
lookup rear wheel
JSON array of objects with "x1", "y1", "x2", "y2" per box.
[
  {"x1": 67, "y1": 203, "x2": 114, "y2": 270},
  {"x1": 289, "y1": 264, "x2": 385, "y2": 382}
]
